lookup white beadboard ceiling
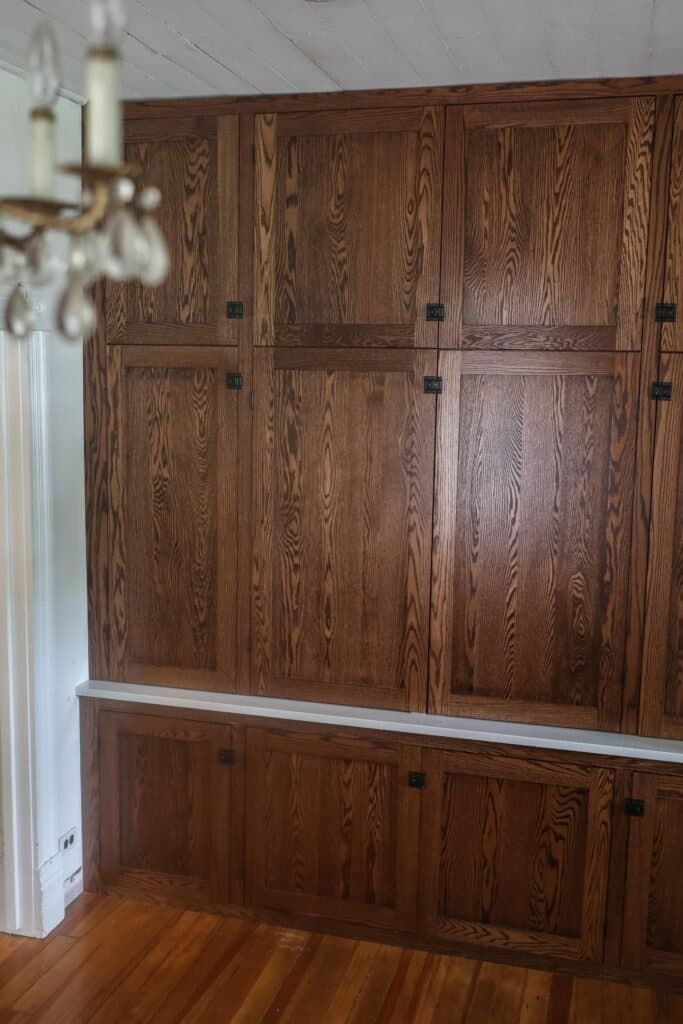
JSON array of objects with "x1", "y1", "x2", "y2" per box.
[{"x1": 1, "y1": 0, "x2": 683, "y2": 101}]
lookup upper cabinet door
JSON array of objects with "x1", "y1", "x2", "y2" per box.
[
  {"x1": 252, "y1": 348, "x2": 436, "y2": 711},
  {"x1": 640, "y1": 355, "x2": 683, "y2": 738},
  {"x1": 430, "y1": 351, "x2": 639, "y2": 731},
  {"x1": 108, "y1": 346, "x2": 241, "y2": 691},
  {"x1": 254, "y1": 108, "x2": 443, "y2": 349},
  {"x1": 441, "y1": 99, "x2": 655, "y2": 350},
  {"x1": 661, "y1": 98, "x2": 683, "y2": 352},
  {"x1": 107, "y1": 115, "x2": 246, "y2": 345}
]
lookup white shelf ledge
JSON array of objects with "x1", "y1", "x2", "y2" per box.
[{"x1": 77, "y1": 679, "x2": 683, "y2": 765}]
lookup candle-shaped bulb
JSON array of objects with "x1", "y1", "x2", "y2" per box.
[
  {"x1": 27, "y1": 22, "x2": 61, "y2": 110},
  {"x1": 90, "y1": 0, "x2": 126, "y2": 50}
]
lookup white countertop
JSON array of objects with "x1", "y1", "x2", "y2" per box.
[{"x1": 76, "y1": 679, "x2": 683, "y2": 765}]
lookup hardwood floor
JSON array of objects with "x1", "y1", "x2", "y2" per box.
[{"x1": 0, "y1": 895, "x2": 680, "y2": 1023}]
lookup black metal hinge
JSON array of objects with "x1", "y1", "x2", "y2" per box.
[
  {"x1": 656, "y1": 303, "x2": 677, "y2": 323},
  {"x1": 226, "y1": 301, "x2": 244, "y2": 320},
  {"x1": 424, "y1": 376, "x2": 443, "y2": 395},
  {"x1": 651, "y1": 381, "x2": 673, "y2": 401},
  {"x1": 426, "y1": 303, "x2": 445, "y2": 322},
  {"x1": 226, "y1": 372, "x2": 244, "y2": 391},
  {"x1": 625, "y1": 797, "x2": 645, "y2": 817},
  {"x1": 218, "y1": 748, "x2": 235, "y2": 765},
  {"x1": 408, "y1": 771, "x2": 426, "y2": 790}
]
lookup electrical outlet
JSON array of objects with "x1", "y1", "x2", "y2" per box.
[{"x1": 58, "y1": 827, "x2": 77, "y2": 855}]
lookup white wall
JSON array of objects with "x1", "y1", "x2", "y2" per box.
[{"x1": 0, "y1": 65, "x2": 86, "y2": 935}]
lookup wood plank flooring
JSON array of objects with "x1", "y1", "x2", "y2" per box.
[{"x1": 0, "y1": 895, "x2": 680, "y2": 1023}]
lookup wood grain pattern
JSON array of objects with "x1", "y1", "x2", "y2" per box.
[
  {"x1": 441, "y1": 97, "x2": 654, "y2": 351},
  {"x1": 661, "y1": 98, "x2": 683, "y2": 352},
  {"x1": 640, "y1": 355, "x2": 683, "y2": 738},
  {"x1": 255, "y1": 107, "x2": 443, "y2": 349},
  {"x1": 245, "y1": 727, "x2": 421, "y2": 932},
  {"x1": 99, "y1": 711, "x2": 233, "y2": 906},
  {"x1": 251, "y1": 347, "x2": 436, "y2": 710},
  {"x1": 429, "y1": 351, "x2": 639, "y2": 730},
  {"x1": 106, "y1": 116, "x2": 239, "y2": 346},
  {"x1": 107, "y1": 346, "x2": 239, "y2": 690},
  {"x1": 419, "y1": 748, "x2": 613, "y2": 963}
]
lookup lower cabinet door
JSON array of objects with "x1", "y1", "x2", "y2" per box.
[
  {"x1": 245, "y1": 727, "x2": 421, "y2": 931},
  {"x1": 622, "y1": 772, "x2": 683, "y2": 975},
  {"x1": 419, "y1": 748, "x2": 614, "y2": 962},
  {"x1": 99, "y1": 711, "x2": 234, "y2": 906}
]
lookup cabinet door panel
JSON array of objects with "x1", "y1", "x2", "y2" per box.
[
  {"x1": 252, "y1": 348, "x2": 436, "y2": 710},
  {"x1": 99, "y1": 711, "x2": 233, "y2": 905},
  {"x1": 419, "y1": 748, "x2": 613, "y2": 962},
  {"x1": 107, "y1": 116, "x2": 241, "y2": 345},
  {"x1": 640, "y1": 355, "x2": 683, "y2": 737},
  {"x1": 662, "y1": 98, "x2": 683, "y2": 352},
  {"x1": 623, "y1": 773, "x2": 683, "y2": 974},
  {"x1": 255, "y1": 108, "x2": 443, "y2": 348},
  {"x1": 430, "y1": 351, "x2": 639, "y2": 729},
  {"x1": 108, "y1": 346, "x2": 239, "y2": 690},
  {"x1": 245, "y1": 727, "x2": 420, "y2": 931},
  {"x1": 441, "y1": 98, "x2": 654, "y2": 350}
]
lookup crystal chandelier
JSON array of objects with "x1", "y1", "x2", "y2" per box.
[{"x1": 0, "y1": 0, "x2": 169, "y2": 341}]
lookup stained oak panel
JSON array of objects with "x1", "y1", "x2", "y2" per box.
[
  {"x1": 640, "y1": 355, "x2": 683, "y2": 738},
  {"x1": 107, "y1": 116, "x2": 241, "y2": 345},
  {"x1": 419, "y1": 747, "x2": 613, "y2": 962},
  {"x1": 252, "y1": 348, "x2": 436, "y2": 710},
  {"x1": 430, "y1": 351, "x2": 640, "y2": 730},
  {"x1": 441, "y1": 98, "x2": 654, "y2": 350},
  {"x1": 99, "y1": 711, "x2": 233, "y2": 905},
  {"x1": 245, "y1": 727, "x2": 420, "y2": 931},
  {"x1": 623, "y1": 773, "x2": 683, "y2": 974},
  {"x1": 662, "y1": 98, "x2": 683, "y2": 352},
  {"x1": 255, "y1": 108, "x2": 443, "y2": 348},
  {"x1": 108, "y1": 346, "x2": 239, "y2": 690}
]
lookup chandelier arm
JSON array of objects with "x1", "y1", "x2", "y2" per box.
[{"x1": 0, "y1": 182, "x2": 110, "y2": 240}]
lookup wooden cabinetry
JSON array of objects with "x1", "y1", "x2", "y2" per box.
[
  {"x1": 430, "y1": 350, "x2": 639, "y2": 729},
  {"x1": 251, "y1": 348, "x2": 436, "y2": 710},
  {"x1": 106, "y1": 114, "x2": 250, "y2": 346},
  {"x1": 419, "y1": 746, "x2": 614, "y2": 962},
  {"x1": 98, "y1": 710, "x2": 236, "y2": 905},
  {"x1": 245, "y1": 727, "x2": 421, "y2": 931},
  {"x1": 441, "y1": 98, "x2": 654, "y2": 351},
  {"x1": 254, "y1": 108, "x2": 443, "y2": 348},
  {"x1": 661, "y1": 98, "x2": 683, "y2": 352},
  {"x1": 107, "y1": 346, "x2": 243, "y2": 690}
]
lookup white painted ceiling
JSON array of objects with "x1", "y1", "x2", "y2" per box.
[{"x1": 1, "y1": 0, "x2": 683, "y2": 102}]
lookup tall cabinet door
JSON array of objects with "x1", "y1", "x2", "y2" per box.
[
  {"x1": 660, "y1": 97, "x2": 683, "y2": 353},
  {"x1": 430, "y1": 351, "x2": 639, "y2": 730},
  {"x1": 108, "y1": 346, "x2": 241, "y2": 691},
  {"x1": 107, "y1": 115, "x2": 247, "y2": 346},
  {"x1": 640, "y1": 355, "x2": 683, "y2": 738},
  {"x1": 254, "y1": 107, "x2": 443, "y2": 349},
  {"x1": 252, "y1": 348, "x2": 436, "y2": 710},
  {"x1": 441, "y1": 98, "x2": 654, "y2": 351}
]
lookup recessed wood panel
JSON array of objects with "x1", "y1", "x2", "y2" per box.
[
  {"x1": 441, "y1": 98, "x2": 654, "y2": 350},
  {"x1": 255, "y1": 108, "x2": 443, "y2": 348},
  {"x1": 108, "y1": 346, "x2": 239, "y2": 690},
  {"x1": 430, "y1": 351, "x2": 639, "y2": 729},
  {"x1": 419, "y1": 748, "x2": 613, "y2": 962},
  {"x1": 252, "y1": 348, "x2": 436, "y2": 710},
  {"x1": 245, "y1": 727, "x2": 420, "y2": 931},
  {"x1": 106, "y1": 116, "x2": 241, "y2": 345},
  {"x1": 99, "y1": 711, "x2": 233, "y2": 905}
]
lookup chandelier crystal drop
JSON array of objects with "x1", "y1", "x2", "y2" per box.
[{"x1": 0, "y1": 0, "x2": 169, "y2": 341}]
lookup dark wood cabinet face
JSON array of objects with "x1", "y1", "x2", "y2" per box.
[
  {"x1": 245, "y1": 727, "x2": 420, "y2": 930},
  {"x1": 419, "y1": 748, "x2": 613, "y2": 962},
  {"x1": 623, "y1": 773, "x2": 683, "y2": 974},
  {"x1": 252, "y1": 348, "x2": 436, "y2": 710},
  {"x1": 255, "y1": 107, "x2": 443, "y2": 348},
  {"x1": 430, "y1": 351, "x2": 639, "y2": 730},
  {"x1": 106, "y1": 116, "x2": 241, "y2": 345},
  {"x1": 99, "y1": 711, "x2": 233, "y2": 905},
  {"x1": 640, "y1": 355, "x2": 683, "y2": 738},
  {"x1": 441, "y1": 98, "x2": 654, "y2": 350},
  {"x1": 662, "y1": 98, "x2": 683, "y2": 352},
  {"x1": 108, "y1": 346, "x2": 239, "y2": 690}
]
